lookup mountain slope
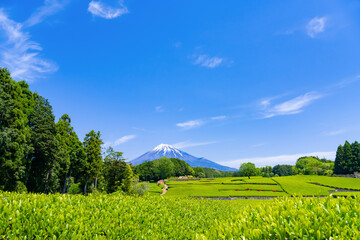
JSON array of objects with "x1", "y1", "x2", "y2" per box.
[{"x1": 131, "y1": 144, "x2": 237, "y2": 171}]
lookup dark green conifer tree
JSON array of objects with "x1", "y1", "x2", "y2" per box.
[
  {"x1": 27, "y1": 93, "x2": 60, "y2": 193},
  {"x1": 83, "y1": 130, "x2": 103, "y2": 194},
  {"x1": 0, "y1": 68, "x2": 32, "y2": 191}
]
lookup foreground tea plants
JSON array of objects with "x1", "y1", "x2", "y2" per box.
[{"x1": 1, "y1": 192, "x2": 359, "y2": 239}]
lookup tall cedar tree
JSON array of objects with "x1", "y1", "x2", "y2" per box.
[
  {"x1": 343, "y1": 141, "x2": 355, "y2": 173},
  {"x1": 0, "y1": 68, "x2": 33, "y2": 191},
  {"x1": 27, "y1": 93, "x2": 60, "y2": 193},
  {"x1": 83, "y1": 130, "x2": 103, "y2": 194},
  {"x1": 334, "y1": 145, "x2": 345, "y2": 174},
  {"x1": 351, "y1": 141, "x2": 360, "y2": 173},
  {"x1": 56, "y1": 114, "x2": 85, "y2": 193}
]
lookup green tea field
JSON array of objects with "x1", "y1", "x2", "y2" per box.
[
  {"x1": 1, "y1": 191, "x2": 360, "y2": 239},
  {"x1": 164, "y1": 175, "x2": 360, "y2": 198}
]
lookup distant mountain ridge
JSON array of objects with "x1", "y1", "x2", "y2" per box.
[{"x1": 131, "y1": 144, "x2": 237, "y2": 172}]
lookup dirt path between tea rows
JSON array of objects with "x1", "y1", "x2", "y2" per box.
[{"x1": 161, "y1": 183, "x2": 168, "y2": 195}]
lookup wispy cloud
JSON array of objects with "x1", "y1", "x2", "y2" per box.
[
  {"x1": 173, "y1": 140, "x2": 217, "y2": 149},
  {"x1": 306, "y1": 17, "x2": 327, "y2": 38},
  {"x1": 103, "y1": 135, "x2": 136, "y2": 148},
  {"x1": 0, "y1": 9, "x2": 58, "y2": 82},
  {"x1": 262, "y1": 92, "x2": 322, "y2": 118},
  {"x1": 176, "y1": 119, "x2": 204, "y2": 129},
  {"x1": 192, "y1": 54, "x2": 223, "y2": 68},
  {"x1": 24, "y1": 0, "x2": 68, "y2": 27},
  {"x1": 155, "y1": 105, "x2": 164, "y2": 112},
  {"x1": 323, "y1": 129, "x2": 346, "y2": 136},
  {"x1": 334, "y1": 75, "x2": 360, "y2": 88},
  {"x1": 211, "y1": 115, "x2": 227, "y2": 120},
  {"x1": 88, "y1": 1, "x2": 129, "y2": 19},
  {"x1": 251, "y1": 143, "x2": 265, "y2": 148},
  {"x1": 220, "y1": 151, "x2": 335, "y2": 168}
]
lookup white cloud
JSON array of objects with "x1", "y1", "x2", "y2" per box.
[
  {"x1": 306, "y1": 17, "x2": 327, "y2": 38},
  {"x1": 192, "y1": 54, "x2": 223, "y2": 68},
  {"x1": 176, "y1": 119, "x2": 204, "y2": 129},
  {"x1": 114, "y1": 135, "x2": 136, "y2": 146},
  {"x1": 0, "y1": 9, "x2": 58, "y2": 82},
  {"x1": 220, "y1": 151, "x2": 336, "y2": 168},
  {"x1": 211, "y1": 115, "x2": 227, "y2": 120},
  {"x1": 88, "y1": 1, "x2": 129, "y2": 19},
  {"x1": 155, "y1": 105, "x2": 164, "y2": 112},
  {"x1": 262, "y1": 92, "x2": 322, "y2": 118},
  {"x1": 323, "y1": 129, "x2": 346, "y2": 136},
  {"x1": 173, "y1": 141, "x2": 217, "y2": 149},
  {"x1": 103, "y1": 135, "x2": 136, "y2": 148},
  {"x1": 24, "y1": 0, "x2": 68, "y2": 27}
]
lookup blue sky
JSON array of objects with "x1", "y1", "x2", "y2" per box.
[{"x1": 1, "y1": 0, "x2": 360, "y2": 168}]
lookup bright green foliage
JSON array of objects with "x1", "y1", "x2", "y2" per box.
[
  {"x1": 295, "y1": 156, "x2": 334, "y2": 175},
  {"x1": 0, "y1": 68, "x2": 33, "y2": 191},
  {"x1": 258, "y1": 166, "x2": 274, "y2": 177},
  {"x1": 83, "y1": 130, "x2": 103, "y2": 194},
  {"x1": 273, "y1": 175, "x2": 335, "y2": 196},
  {"x1": 135, "y1": 157, "x2": 194, "y2": 181},
  {"x1": 153, "y1": 157, "x2": 175, "y2": 180},
  {"x1": 239, "y1": 162, "x2": 256, "y2": 179},
  {"x1": 170, "y1": 158, "x2": 195, "y2": 176},
  {"x1": 103, "y1": 147, "x2": 131, "y2": 193},
  {"x1": 134, "y1": 161, "x2": 156, "y2": 181},
  {"x1": 1, "y1": 192, "x2": 360, "y2": 239},
  {"x1": 302, "y1": 175, "x2": 360, "y2": 190}
]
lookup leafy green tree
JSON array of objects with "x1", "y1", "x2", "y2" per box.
[
  {"x1": 169, "y1": 158, "x2": 194, "y2": 176},
  {"x1": 103, "y1": 147, "x2": 131, "y2": 193},
  {"x1": 296, "y1": 156, "x2": 333, "y2": 175},
  {"x1": 83, "y1": 130, "x2": 103, "y2": 194},
  {"x1": 27, "y1": 93, "x2": 60, "y2": 193},
  {"x1": 239, "y1": 162, "x2": 256, "y2": 179},
  {"x1": 0, "y1": 68, "x2": 33, "y2": 191},
  {"x1": 273, "y1": 165, "x2": 293, "y2": 176},
  {"x1": 153, "y1": 157, "x2": 175, "y2": 180},
  {"x1": 134, "y1": 161, "x2": 156, "y2": 181},
  {"x1": 258, "y1": 166, "x2": 274, "y2": 177}
]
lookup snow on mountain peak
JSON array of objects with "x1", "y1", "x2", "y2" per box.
[{"x1": 152, "y1": 144, "x2": 183, "y2": 156}]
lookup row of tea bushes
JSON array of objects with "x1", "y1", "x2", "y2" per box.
[{"x1": 0, "y1": 192, "x2": 359, "y2": 239}]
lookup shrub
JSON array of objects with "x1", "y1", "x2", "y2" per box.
[
  {"x1": 68, "y1": 183, "x2": 82, "y2": 194},
  {"x1": 14, "y1": 181, "x2": 27, "y2": 193}
]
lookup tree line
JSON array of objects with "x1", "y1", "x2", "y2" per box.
[{"x1": 0, "y1": 68, "x2": 143, "y2": 195}]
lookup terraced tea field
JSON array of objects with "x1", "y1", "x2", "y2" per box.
[{"x1": 165, "y1": 175, "x2": 360, "y2": 198}]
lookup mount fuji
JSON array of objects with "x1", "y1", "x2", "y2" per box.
[{"x1": 131, "y1": 144, "x2": 237, "y2": 172}]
